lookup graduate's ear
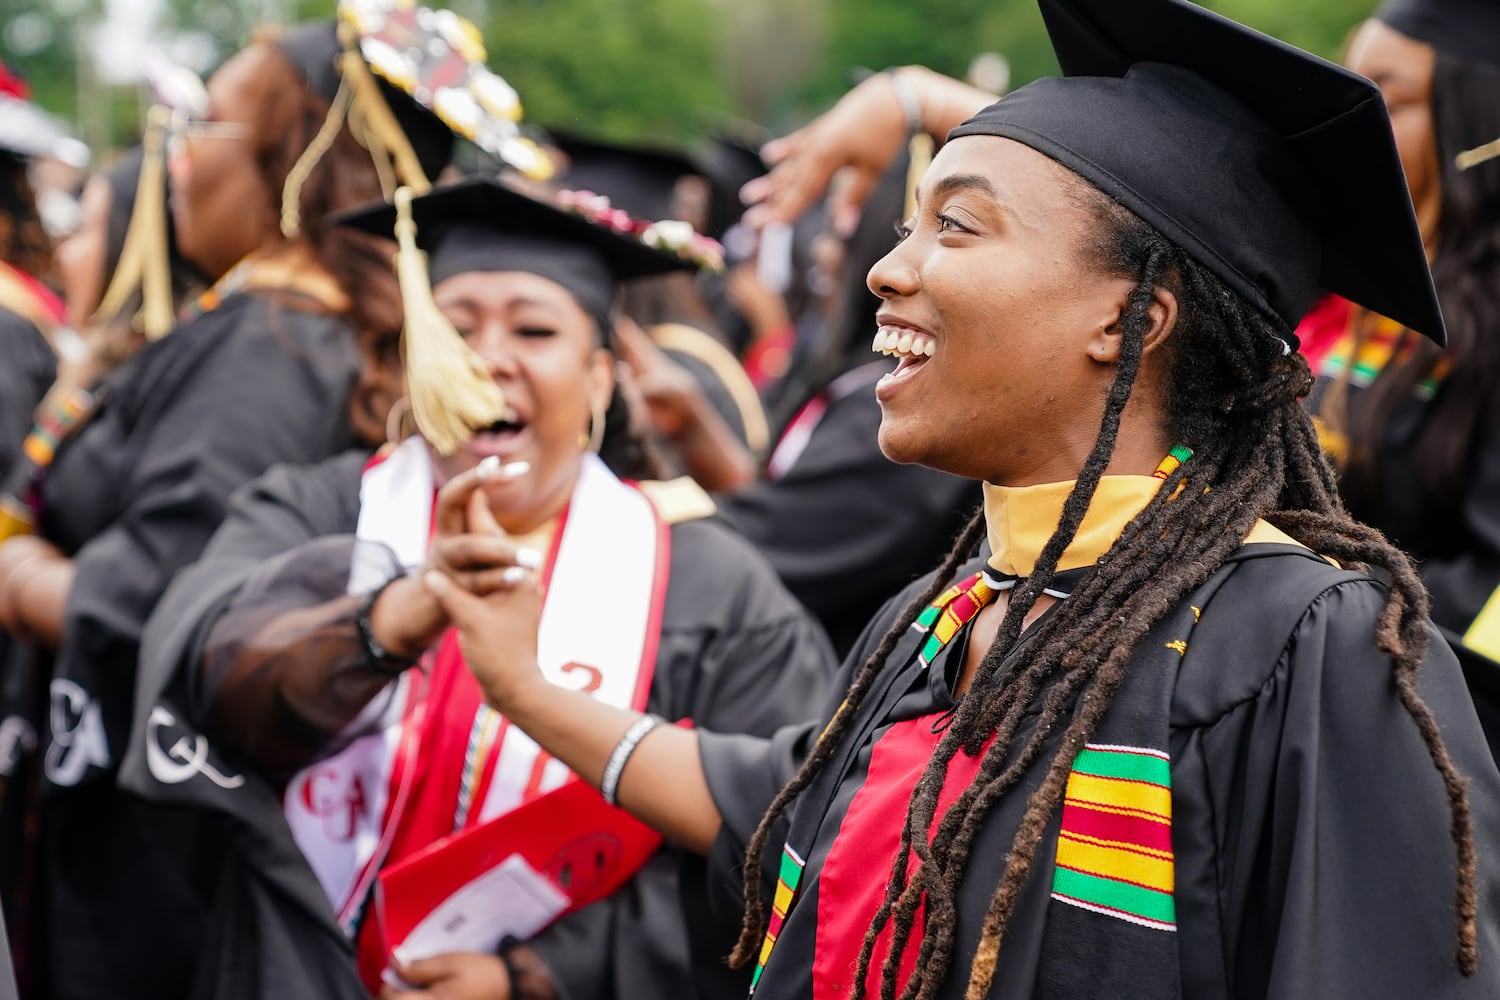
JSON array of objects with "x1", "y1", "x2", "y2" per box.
[
  {"x1": 584, "y1": 347, "x2": 615, "y2": 423},
  {"x1": 1086, "y1": 284, "x2": 1179, "y2": 364}
]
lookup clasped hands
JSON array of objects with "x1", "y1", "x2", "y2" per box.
[{"x1": 365, "y1": 457, "x2": 546, "y2": 708}]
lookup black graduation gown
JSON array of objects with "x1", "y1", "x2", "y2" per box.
[
  {"x1": 0, "y1": 309, "x2": 55, "y2": 926},
  {"x1": 715, "y1": 368, "x2": 980, "y2": 656},
  {"x1": 1308, "y1": 376, "x2": 1500, "y2": 754},
  {"x1": 1309, "y1": 383, "x2": 1500, "y2": 642},
  {"x1": 699, "y1": 545, "x2": 1500, "y2": 999},
  {"x1": 0, "y1": 307, "x2": 55, "y2": 488},
  {"x1": 23, "y1": 291, "x2": 360, "y2": 999},
  {"x1": 119, "y1": 449, "x2": 837, "y2": 1000}
]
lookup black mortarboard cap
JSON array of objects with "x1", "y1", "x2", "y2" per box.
[
  {"x1": 337, "y1": 177, "x2": 694, "y2": 326},
  {"x1": 692, "y1": 134, "x2": 769, "y2": 240},
  {"x1": 547, "y1": 130, "x2": 699, "y2": 222},
  {"x1": 278, "y1": 21, "x2": 454, "y2": 183},
  {"x1": 1377, "y1": 0, "x2": 1500, "y2": 67},
  {"x1": 948, "y1": 0, "x2": 1446, "y2": 345}
]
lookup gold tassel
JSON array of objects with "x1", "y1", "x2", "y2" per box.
[
  {"x1": 340, "y1": 47, "x2": 432, "y2": 195},
  {"x1": 281, "y1": 78, "x2": 353, "y2": 240},
  {"x1": 93, "y1": 104, "x2": 175, "y2": 339},
  {"x1": 904, "y1": 132, "x2": 935, "y2": 221},
  {"x1": 392, "y1": 186, "x2": 507, "y2": 455},
  {"x1": 1456, "y1": 136, "x2": 1500, "y2": 172}
]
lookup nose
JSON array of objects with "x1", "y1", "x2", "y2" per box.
[
  {"x1": 866, "y1": 240, "x2": 919, "y2": 300},
  {"x1": 468, "y1": 322, "x2": 519, "y2": 379}
]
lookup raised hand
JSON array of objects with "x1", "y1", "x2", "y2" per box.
[
  {"x1": 367, "y1": 456, "x2": 536, "y2": 660},
  {"x1": 422, "y1": 486, "x2": 545, "y2": 710}
]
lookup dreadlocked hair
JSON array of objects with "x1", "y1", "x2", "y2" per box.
[{"x1": 729, "y1": 177, "x2": 1479, "y2": 993}]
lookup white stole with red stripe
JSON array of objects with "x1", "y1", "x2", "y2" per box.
[{"x1": 283, "y1": 440, "x2": 664, "y2": 928}]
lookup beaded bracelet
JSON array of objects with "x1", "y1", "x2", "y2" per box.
[
  {"x1": 599, "y1": 714, "x2": 664, "y2": 807},
  {"x1": 885, "y1": 68, "x2": 924, "y2": 135}
]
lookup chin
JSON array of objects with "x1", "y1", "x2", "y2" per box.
[{"x1": 876, "y1": 420, "x2": 932, "y2": 468}]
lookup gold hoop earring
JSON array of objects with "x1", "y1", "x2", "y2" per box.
[{"x1": 386, "y1": 396, "x2": 412, "y2": 446}]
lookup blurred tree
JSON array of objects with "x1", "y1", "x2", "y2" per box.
[
  {"x1": 795, "y1": 0, "x2": 1381, "y2": 123},
  {"x1": 3, "y1": 0, "x2": 1395, "y2": 156},
  {"x1": 484, "y1": 0, "x2": 731, "y2": 141}
]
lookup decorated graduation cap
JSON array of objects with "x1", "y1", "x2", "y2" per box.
[
  {"x1": 948, "y1": 0, "x2": 1447, "y2": 345},
  {"x1": 1377, "y1": 0, "x2": 1500, "y2": 171},
  {"x1": 337, "y1": 176, "x2": 722, "y2": 453},
  {"x1": 546, "y1": 130, "x2": 700, "y2": 222},
  {"x1": 273, "y1": 0, "x2": 550, "y2": 240}
]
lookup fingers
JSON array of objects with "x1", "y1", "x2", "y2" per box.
[
  {"x1": 611, "y1": 315, "x2": 661, "y2": 372},
  {"x1": 466, "y1": 487, "x2": 504, "y2": 538},
  {"x1": 434, "y1": 458, "x2": 529, "y2": 535},
  {"x1": 431, "y1": 534, "x2": 540, "y2": 571},
  {"x1": 829, "y1": 168, "x2": 879, "y2": 238},
  {"x1": 423, "y1": 571, "x2": 492, "y2": 630}
]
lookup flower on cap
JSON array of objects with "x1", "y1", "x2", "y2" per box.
[
  {"x1": 433, "y1": 86, "x2": 482, "y2": 136},
  {"x1": 470, "y1": 69, "x2": 521, "y2": 122}
]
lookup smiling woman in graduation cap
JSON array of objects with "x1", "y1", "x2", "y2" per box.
[
  {"x1": 418, "y1": 0, "x2": 1500, "y2": 997},
  {"x1": 121, "y1": 177, "x2": 834, "y2": 1000}
]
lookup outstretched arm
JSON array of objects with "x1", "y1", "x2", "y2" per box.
[{"x1": 742, "y1": 66, "x2": 998, "y2": 231}]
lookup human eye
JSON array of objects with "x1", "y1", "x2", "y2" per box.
[
  {"x1": 517, "y1": 325, "x2": 557, "y2": 339},
  {"x1": 893, "y1": 219, "x2": 913, "y2": 244},
  {"x1": 935, "y1": 212, "x2": 968, "y2": 234}
]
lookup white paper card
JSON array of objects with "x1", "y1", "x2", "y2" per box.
[{"x1": 384, "y1": 854, "x2": 568, "y2": 982}]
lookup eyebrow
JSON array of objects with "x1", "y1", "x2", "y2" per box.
[{"x1": 915, "y1": 172, "x2": 1001, "y2": 208}]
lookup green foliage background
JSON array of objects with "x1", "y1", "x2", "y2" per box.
[{"x1": 3, "y1": 0, "x2": 1382, "y2": 155}]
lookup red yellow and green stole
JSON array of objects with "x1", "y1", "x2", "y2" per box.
[{"x1": 1050, "y1": 743, "x2": 1175, "y2": 930}]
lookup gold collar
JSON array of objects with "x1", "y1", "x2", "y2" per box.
[{"x1": 983, "y1": 476, "x2": 1164, "y2": 578}]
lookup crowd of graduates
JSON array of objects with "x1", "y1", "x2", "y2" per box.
[{"x1": 0, "y1": 0, "x2": 1496, "y2": 997}]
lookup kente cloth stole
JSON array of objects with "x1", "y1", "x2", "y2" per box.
[
  {"x1": 1029, "y1": 574, "x2": 1237, "y2": 1000},
  {"x1": 282, "y1": 440, "x2": 669, "y2": 940},
  {"x1": 750, "y1": 571, "x2": 1000, "y2": 993},
  {"x1": 1318, "y1": 310, "x2": 1448, "y2": 398}
]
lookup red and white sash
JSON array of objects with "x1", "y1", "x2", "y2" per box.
[{"x1": 283, "y1": 440, "x2": 669, "y2": 933}]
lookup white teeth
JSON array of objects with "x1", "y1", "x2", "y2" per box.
[{"x1": 872, "y1": 325, "x2": 936, "y2": 360}]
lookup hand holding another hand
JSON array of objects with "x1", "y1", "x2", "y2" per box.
[{"x1": 368, "y1": 457, "x2": 537, "y2": 661}]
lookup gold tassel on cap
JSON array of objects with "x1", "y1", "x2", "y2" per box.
[
  {"x1": 93, "y1": 105, "x2": 175, "y2": 339},
  {"x1": 1457, "y1": 136, "x2": 1500, "y2": 172},
  {"x1": 392, "y1": 185, "x2": 508, "y2": 454}
]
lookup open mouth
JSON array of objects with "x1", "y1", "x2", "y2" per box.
[
  {"x1": 470, "y1": 413, "x2": 529, "y2": 456},
  {"x1": 872, "y1": 324, "x2": 935, "y2": 379}
]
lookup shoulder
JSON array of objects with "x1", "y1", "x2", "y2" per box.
[
  {"x1": 662, "y1": 516, "x2": 817, "y2": 631},
  {"x1": 243, "y1": 449, "x2": 369, "y2": 507},
  {"x1": 1171, "y1": 544, "x2": 1391, "y2": 727}
]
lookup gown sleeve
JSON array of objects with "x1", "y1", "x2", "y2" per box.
[
  {"x1": 134, "y1": 450, "x2": 380, "y2": 781},
  {"x1": 520, "y1": 517, "x2": 839, "y2": 1000},
  {"x1": 0, "y1": 308, "x2": 55, "y2": 487},
  {"x1": 55, "y1": 304, "x2": 358, "y2": 777},
  {"x1": 1170, "y1": 577, "x2": 1500, "y2": 999}
]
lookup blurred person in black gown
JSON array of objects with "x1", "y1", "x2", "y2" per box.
[{"x1": 0, "y1": 3, "x2": 546, "y2": 993}]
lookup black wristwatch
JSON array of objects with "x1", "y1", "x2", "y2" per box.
[{"x1": 355, "y1": 576, "x2": 421, "y2": 674}]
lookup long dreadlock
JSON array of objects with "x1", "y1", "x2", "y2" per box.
[{"x1": 729, "y1": 180, "x2": 1479, "y2": 994}]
